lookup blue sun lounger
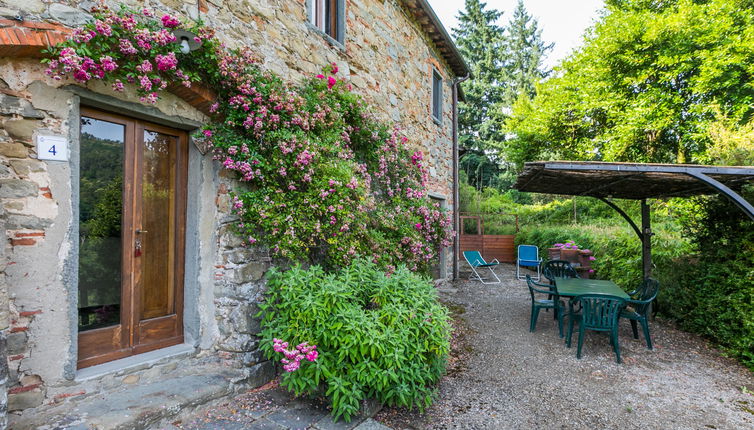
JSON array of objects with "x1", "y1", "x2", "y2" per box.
[{"x1": 463, "y1": 250, "x2": 501, "y2": 284}]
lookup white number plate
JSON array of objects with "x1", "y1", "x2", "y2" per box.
[{"x1": 36, "y1": 135, "x2": 68, "y2": 161}]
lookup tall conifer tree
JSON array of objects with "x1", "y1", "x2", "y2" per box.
[
  {"x1": 503, "y1": 0, "x2": 553, "y2": 104},
  {"x1": 453, "y1": 0, "x2": 508, "y2": 154}
]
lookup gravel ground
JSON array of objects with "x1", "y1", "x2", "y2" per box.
[{"x1": 375, "y1": 264, "x2": 754, "y2": 430}]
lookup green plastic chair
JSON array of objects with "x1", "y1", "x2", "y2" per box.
[
  {"x1": 620, "y1": 278, "x2": 659, "y2": 349},
  {"x1": 526, "y1": 275, "x2": 565, "y2": 337},
  {"x1": 566, "y1": 294, "x2": 626, "y2": 363},
  {"x1": 543, "y1": 259, "x2": 579, "y2": 285}
]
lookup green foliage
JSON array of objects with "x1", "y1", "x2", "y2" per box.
[
  {"x1": 661, "y1": 186, "x2": 754, "y2": 368},
  {"x1": 504, "y1": 0, "x2": 553, "y2": 105},
  {"x1": 258, "y1": 259, "x2": 451, "y2": 421},
  {"x1": 78, "y1": 131, "x2": 123, "y2": 312},
  {"x1": 203, "y1": 61, "x2": 453, "y2": 273},
  {"x1": 454, "y1": 0, "x2": 552, "y2": 182},
  {"x1": 505, "y1": 0, "x2": 754, "y2": 167},
  {"x1": 454, "y1": 0, "x2": 508, "y2": 153}
]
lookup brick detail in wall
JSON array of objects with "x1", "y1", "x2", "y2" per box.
[{"x1": 0, "y1": 19, "x2": 70, "y2": 57}]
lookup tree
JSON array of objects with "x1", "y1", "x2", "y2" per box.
[
  {"x1": 505, "y1": 0, "x2": 754, "y2": 167},
  {"x1": 453, "y1": 0, "x2": 508, "y2": 153},
  {"x1": 503, "y1": 0, "x2": 553, "y2": 105}
]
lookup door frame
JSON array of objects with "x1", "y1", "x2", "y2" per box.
[{"x1": 76, "y1": 107, "x2": 188, "y2": 369}]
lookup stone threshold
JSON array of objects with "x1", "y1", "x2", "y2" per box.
[
  {"x1": 75, "y1": 343, "x2": 196, "y2": 382},
  {"x1": 9, "y1": 354, "x2": 274, "y2": 430}
]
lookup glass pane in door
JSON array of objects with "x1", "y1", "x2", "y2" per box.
[
  {"x1": 78, "y1": 117, "x2": 124, "y2": 331},
  {"x1": 140, "y1": 130, "x2": 177, "y2": 320}
]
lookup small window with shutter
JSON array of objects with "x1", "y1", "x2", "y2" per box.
[
  {"x1": 309, "y1": 0, "x2": 344, "y2": 44},
  {"x1": 432, "y1": 69, "x2": 443, "y2": 123}
]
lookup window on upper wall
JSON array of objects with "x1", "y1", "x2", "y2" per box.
[
  {"x1": 432, "y1": 69, "x2": 443, "y2": 123},
  {"x1": 310, "y1": 0, "x2": 344, "y2": 44}
]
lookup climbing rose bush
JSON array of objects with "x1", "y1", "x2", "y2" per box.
[
  {"x1": 45, "y1": 5, "x2": 453, "y2": 274},
  {"x1": 199, "y1": 59, "x2": 453, "y2": 273},
  {"x1": 43, "y1": 4, "x2": 210, "y2": 103}
]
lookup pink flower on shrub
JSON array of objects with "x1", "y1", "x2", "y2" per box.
[
  {"x1": 73, "y1": 68, "x2": 91, "y2": 82},
  {"x1": 155, "y1": 52, "x2": 178, "y2": 71},
  {"x1": 272, "y1": 339, "x2": 317, "y2": 372},
  {"x1": 100, "y1": 56, "x2": 117, "y2": 72},
  {"x1": 139, "y1": 75, "x2": 152, "y2": 91},
  {"x1": 139, "y1": 92, "x2": 158, "y2": 104},
  {"x1": 295, "y1": 150, "x2": 313, "y2": 166},
  {"x1": 161, "y1": 14, "x2": 181, "y2": 28},
  {"x1": 203, "y1": 129, "x2": 213, "y2": 138},
  {"x1": 94, "y1": 20, "x2": 112, "y2": 36},
  {"x1": 136, "y1": 60, "x2": 153, "y2": 73},
  {"x1": 316, "y1": 74, "x2": 325, "y2": 79},
  {"x1": 152, "y1": 29, "x2": 177, "y2": 45},
  {"x1": 327, "y1": 76, "x2": 336, "y2": 89},
  {"x1": 111, "y1": 79, "x2": 124, "y2": 92},
  {"x1": 71, "y1": 28, "x2": 95, "y2": 43},
  {"x1": 118, "y1": 39, "x2": 137, "y2": 55}
]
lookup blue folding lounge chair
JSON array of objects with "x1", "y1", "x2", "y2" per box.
[
  {"x1": 463, "y1": 251, "x2": 501, "y2": 284},
  {"x1": 517, "y1": 245, "x2": 542, "y2": 281}
]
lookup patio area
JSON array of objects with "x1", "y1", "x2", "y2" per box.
[
  {"x1": 376, "y1": 263, "x2": 754, "y2": 429},
  {"x1": 166, "y1": 262, "x2": 754, "y2": 429}
]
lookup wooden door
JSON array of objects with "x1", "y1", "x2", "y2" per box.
[{"x1": 77, "y1": 108, "x2": 187, "y2": 369}]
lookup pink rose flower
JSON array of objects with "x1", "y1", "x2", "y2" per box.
[{"x1": 161, "y1": 14, "x2": 181, "y2": 28}]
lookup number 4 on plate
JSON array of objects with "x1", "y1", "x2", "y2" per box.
[{"x1": 36, "y1": 135, "x2": 68, "y2": 161}]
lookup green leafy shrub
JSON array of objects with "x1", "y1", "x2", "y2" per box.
[
  {"x1": 659, "y1": 189, "x2": 754, "y2": 369},
  {"x1": 258, "y1": 259, "x2": 451, "y2": 421}
]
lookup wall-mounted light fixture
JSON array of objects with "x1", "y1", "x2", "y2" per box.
[{"x1": 172, "y1": 29, "x2": 201, "y2": 54}]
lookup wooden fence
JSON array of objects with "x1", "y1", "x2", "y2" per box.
[
  {"x1": 460, "y1": 234, "x2": 516, "y2": 263},
  {"x1": 459, "y1": 213, "x2": 517, "y2": 263}
]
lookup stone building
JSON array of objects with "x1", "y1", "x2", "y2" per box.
[{"x1": 0, "y1": 0, "x2": 468, "y2": 426}]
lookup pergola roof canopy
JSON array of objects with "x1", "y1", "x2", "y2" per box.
[
  {"x1": 513, "y1": 161, "x2": 754, "y2": 280},
  {"x1": 514, "y1": 161, "x2": 754, "y2": 200}
]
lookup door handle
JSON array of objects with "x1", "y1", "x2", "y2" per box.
[{"x1": 136, "y1": 229, "x2": 148, "y2": 234}]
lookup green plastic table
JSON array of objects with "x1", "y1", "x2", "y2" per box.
[{"x1": 555, "y1": 278, "x2": 630, "y2": 299}]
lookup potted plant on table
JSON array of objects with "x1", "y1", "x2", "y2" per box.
[{"x1": 552, "y1": 240, "x2": 581, "y2": 264}]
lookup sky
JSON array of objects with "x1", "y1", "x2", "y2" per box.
[{"x1": 427, "y1": 0, "x2": 605, "y2": 69}]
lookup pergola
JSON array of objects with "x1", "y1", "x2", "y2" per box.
[{"x1": 513, "y1": 161, "x2": 754, "y2": 279}]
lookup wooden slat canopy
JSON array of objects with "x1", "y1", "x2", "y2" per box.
[{"x1": 514, "y1": 161, "x2": 754, "y2": 199}]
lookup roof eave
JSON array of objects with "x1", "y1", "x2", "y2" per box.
[{"x1": 404, "y1": 0, "x2": 471, "y2": 78}]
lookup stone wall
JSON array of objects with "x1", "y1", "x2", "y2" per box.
[
  {"x1": 0, "y1": 195, "x2": 8, "y2": 430},
  {"x1": 0, "y1": 72, "x2": 61, "y2": 412},
  {"x1": 0, "y1": 0, "x2": 460, "y2": 414}
]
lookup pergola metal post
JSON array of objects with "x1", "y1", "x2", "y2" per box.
[{"x1": 641, "y1": 199, "x2": 652, "y2": 280}]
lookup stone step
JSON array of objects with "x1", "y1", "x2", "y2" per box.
[{"x1": 9, "y1": 369, "x2": 248, "y2": 430}]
